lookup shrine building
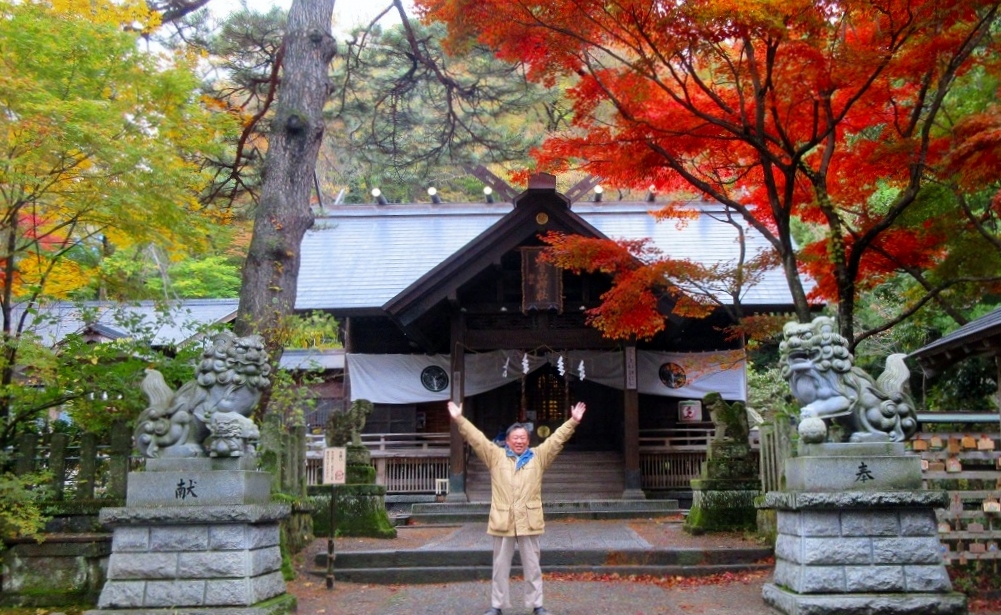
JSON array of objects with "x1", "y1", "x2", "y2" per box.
[{"x1": 295, "y1": 173, "x2": 806, "y2": 501}]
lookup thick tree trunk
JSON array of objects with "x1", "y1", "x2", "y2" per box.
[{"x1": 235, "y1": 0, "x2": 336, "y2": 362}]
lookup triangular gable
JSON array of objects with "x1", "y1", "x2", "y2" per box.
[{"x1": 383, "y1": 175, "x2": 608, "y2": 328}]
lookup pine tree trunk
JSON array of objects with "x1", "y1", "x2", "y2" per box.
[{"x1": 235, "y1": 0, "x2": 336, "y2": 362}]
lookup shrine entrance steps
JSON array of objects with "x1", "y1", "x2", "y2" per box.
[
  {"x1": 313, "y1": 518, "x2": 773, "y2": 584},
  {"x1": 470, "y1": 450, "x2": 627, "y2": 501},
  {"x1": 402, "y1": 451, "x2": 680, "y2": 525}
]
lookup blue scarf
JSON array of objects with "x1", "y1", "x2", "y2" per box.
[{"x1": 505, "y1": 445, "x2": 534, "y2": 471}]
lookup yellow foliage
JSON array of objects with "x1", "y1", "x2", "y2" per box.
[{"x1": 47, "y1": 0, "x2": 161, "y2": 30}]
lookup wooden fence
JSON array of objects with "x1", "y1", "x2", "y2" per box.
[
  {"x1": 758, "y1": 418, "x2": 796, "y2": 493},
  {"x1": 8, "y1": 422, "x2": 135, "y2": 502},
  {"x1": 8, "y1": 420, "x2": 310, "y2": 504}
]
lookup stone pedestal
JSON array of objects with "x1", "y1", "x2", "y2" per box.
[
  {"x1": 686, "y1": 478, "x2": 760, "y2": 533},
  {"x1": 760, "y1": 442, "x2": 966, "y2": 615},
  {"x1": 86, "y1": 460, "x2": 294, "y2": 615}
]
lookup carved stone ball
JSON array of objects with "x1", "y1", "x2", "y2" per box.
[{"x1": 798, "y1": 416, "x2": 828, "y2": 444}]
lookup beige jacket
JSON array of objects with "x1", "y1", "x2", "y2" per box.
[{"x1": 456, "y1": 415, "x2": 578, "y2": 537}]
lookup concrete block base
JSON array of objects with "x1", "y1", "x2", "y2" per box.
[
  {"x1": 92, "y1": 473, "x2": 292, "y2": 614},
  {"x1": 762, "y1": 583, "x2": 966, "y2": 615}
]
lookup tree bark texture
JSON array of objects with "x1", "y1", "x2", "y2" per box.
[{"x1": 236, "y1": 0, "x2": 336, "y2": 361}]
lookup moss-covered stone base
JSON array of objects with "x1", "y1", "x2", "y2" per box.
[
  {"x1": 0, "y1": 533, "x2": 111, "y2": 607},
  {"x1": 684, "y1": 486, "x2": 760, "y2": 534},
  {"x1": 346, "y1": 463, "x2": 376, "y2": 485},
  {"x1": 308, "y1": 484, "x2": 396, "y2": 539}
]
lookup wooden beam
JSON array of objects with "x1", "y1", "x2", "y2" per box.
[{"x1": 465, "y1": 328, "x2": 619, "y2": 350}]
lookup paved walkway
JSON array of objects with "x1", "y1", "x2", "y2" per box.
[
  {"x1": 414, "y1": 521, "x2": 654, "y2": 551},
  {"x1": 292, "y1": 520, "x2": 778, "y2": 614}
]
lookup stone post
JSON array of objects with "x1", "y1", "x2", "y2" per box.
[
  {"x1": 77, "y1": 433, "x2": 98, "y2": 500},
  {"x1": 49, "y1": 432, "x2": 68, "y2": 501},
  {"x1": 760, "y1": 442, "x2": 966, "y2": 615}
]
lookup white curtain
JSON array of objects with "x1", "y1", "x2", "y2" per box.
[{"x1": 347, "y1": 349, "x2": 746, "y2": 404}]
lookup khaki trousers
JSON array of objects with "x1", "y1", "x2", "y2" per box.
[{"x1": 491, "y1": 534, "x2": 543, "y2": 610}]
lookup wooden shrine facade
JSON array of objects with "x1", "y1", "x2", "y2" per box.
[{"x1": 296, "y1": 173, "x2": 801, "y2": 500}]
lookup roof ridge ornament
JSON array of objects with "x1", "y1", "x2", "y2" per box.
[{"x1": 527, "y1": 172, "x2": 557, "y2": 191}]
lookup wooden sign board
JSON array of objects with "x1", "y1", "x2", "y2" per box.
[{"x1": 323, "y1": 447, "x2": 347, "y2": 485}]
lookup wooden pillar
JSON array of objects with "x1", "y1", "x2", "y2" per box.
[
  {"x1": 622, "y1": 345, "x2": 645, "y2": 499},
  {"x1": 343, "y1": 317, "x2": 353, "y2": 412},
  {"x1": 447, "y1": 310, "x2": 468, "y2": 502}
]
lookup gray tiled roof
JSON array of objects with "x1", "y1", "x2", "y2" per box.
[
  {"x1": 279, "y1": 348, "x2": 345, "y2": 370},
  {"x1": 909, "y1": 306, "x2": 1001, "y2": 365},
  {"x1": 296, "y1": 201, "x2": 808, "y2": 311},
  {"x1": 15, "y1": 299, "x2": 239, "y2": 347}
]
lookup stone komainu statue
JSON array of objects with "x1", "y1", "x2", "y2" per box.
[
  {"x1": 705, "y1": 392, "x2": 750, "y2": 445},
  {"x1": 326, "y1": 399, "x2": 373, "y2": 447},
  {"x1": 134, "y1": 332, "x2": 272, "y2": 459},
  {"x1": 779, "y1": 316, "x2": 918, "y2": 444}
]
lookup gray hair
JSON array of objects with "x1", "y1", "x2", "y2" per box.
[{"x1": 505, "y1": 422, "x2": 530, "y2": 437}]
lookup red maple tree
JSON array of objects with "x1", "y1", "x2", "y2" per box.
[{"x1": 419, "y1": 0, "x2": 1001, "y2": 344}]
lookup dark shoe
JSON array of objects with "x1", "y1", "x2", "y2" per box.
[
  {"x1": 483, "y1": 609, "x2": 502, "y2": 615},
  {"x1": 533, "y1": 609, "x2": 551, "y2": 615}
]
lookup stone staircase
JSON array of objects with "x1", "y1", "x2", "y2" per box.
[
  {"x1": 402, "y1": 451, "x2": 680, "y2": 524},
  {"x1": 466, "y1": 450, "x2": 626, "y2": 502},
  {"x1": 314, "y1": 520, "x2": 773, "y2": 584}
]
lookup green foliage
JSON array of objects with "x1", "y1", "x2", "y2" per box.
[
  {"x1": 0, "y1": 454, "x2": 51, "y2": 546},
  {"x1": 746, "y1": 361, "x2": 798, "y2": 422},
  {"x1": 51, "y1": 309, "x2": 214, "y2": 438},
  {"x1": 326, "y1": 20, "x2": 559, "y2": 201},
  {"x1": 284, "y1": 311, "x2": 341, "y2": 349},
  {"x1": 266, "y1": 368, "x2": 322, "y2": 430},
  {"x1": 922, "y1": 356, "x2": 998, "y2": 412},
  {"x1": 0, "y1": 303, "x2": 224, "y2": 447},
  {"x1": 91, "y1": 251, "x2": 243, "y2": 300},
  {"x1": 0, "y1": 0, "x2": 238, "y2": 299}
]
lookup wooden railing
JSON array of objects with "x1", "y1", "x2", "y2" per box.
[
  {"x1": 306, "y1": 432, "x2": 451, "y2": 493},
  {"x1": 639, "y1": 427, "x2": 714, "y2": 451},
  {"x1": 638, "y1": 428, "x2": 711, "y2": 490},
  {"x1": 361, "y1": 432, "x2": 450, "y2": 454},
  {"x1": 306, "y1": 427, "x2": 765, "y2": 494},
  {"x1": 639, "y1": 451, "x2": 705, "y2": 489}
]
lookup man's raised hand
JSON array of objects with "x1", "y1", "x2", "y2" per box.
[
  {"x1": 447, "y1": 401, "x2": 463, "y2": 419},
  {"x1": 571, "y1": 402, "x2": 586, "y2": 422}
]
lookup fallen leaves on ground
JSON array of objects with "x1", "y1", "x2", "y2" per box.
[
  {"x1": 970, "y1": 598, "x2": 1001, "y2": 613},
  {"x1": 544, "y1": 569, "x2": 770, "y2": 590}
]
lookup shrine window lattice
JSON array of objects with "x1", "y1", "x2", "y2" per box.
[{"x1": 526, "y1": 367, "x2": 567, "y2": 424}]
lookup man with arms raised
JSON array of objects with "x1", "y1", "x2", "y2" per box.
[{"x1": 447, "y1": 400, "x2": 586, "y2": 615}]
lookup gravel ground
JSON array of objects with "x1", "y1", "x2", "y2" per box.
[{"x1": 289, "y1": 570, "x2": 776, "y2": 615}]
